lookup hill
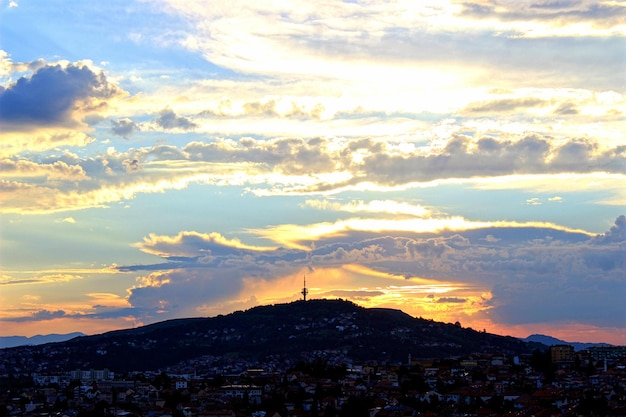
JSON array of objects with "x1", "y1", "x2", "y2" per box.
[
  {"x1": 0, "y1": 299, "x2": 542, "y2": 372},
  {"x1": 522, "y1": 334, "x2": 612, "y2": 351},
  {"x1": 0, "y1": 332, "x2": 85, "y2": 349}
]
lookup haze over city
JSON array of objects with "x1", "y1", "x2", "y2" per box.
[{"x1": 0, "y1": 0, "x2": 625, "y2": 345}]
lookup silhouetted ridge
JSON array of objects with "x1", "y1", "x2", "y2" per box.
[{"x1": 0, "y1": 299, "x2": 538, "y2": 372}]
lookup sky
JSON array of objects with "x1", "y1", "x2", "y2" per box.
[{"x1": 0, "y1": 0, "x2": 625, "y2": 345}]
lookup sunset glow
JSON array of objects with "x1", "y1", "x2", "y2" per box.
[{"x1": 0, "y1": 0, "x2": 624, "y2": 346}]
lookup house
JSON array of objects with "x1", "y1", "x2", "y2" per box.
[
  {"x1": 174, "y1": 378, "x2": 188, "y2": 390},
  {"x1": 220, "y1": 384, "x2": 262, "y2": 404},
  {"x1": 197, "y1": 410, "x2": 235, "y2": 417}
]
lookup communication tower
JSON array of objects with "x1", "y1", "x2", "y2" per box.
[{"x1": 301, "y1": 275, "x2": 308, "y2": 301}]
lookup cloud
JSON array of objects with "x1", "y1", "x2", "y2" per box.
[
  {"x1": 0, "y1": 159, "x2": 88, "y2": 180},
  {"x1": 0, "y1": 58, "x2": 128, "y2": 157},
  {"x1": 242, "y1": 100, "x2": 279, "y2": 117},
  {"x1": 111, "y1": 118, "x2": 140, "y2": 138},
  {"x1": 0, "y1": 309, "x2": 67, "y2": 322},
  {"x1": 320, "y1": 290, "x2": 385, "y2": 299},
  {"x1": 0, "y1": 130, "x2": 95, "y2": 159},
  {"x1": 161, "y1": 0, "x2": 623, "y2": 93},
  {"x1": 0, "y1": 62, "x2": 126, "y2": 130},
  {"x1": 236, "y1": 99, "x2": 324, "y2": 120},
  {"x1": 127, "y1": 269, "x2": 248, "y2": 317},
  {"x1": 483, "y1": 234, "x2": 500, "y2": 243},
  {"x1": 7, "y1": 215, "x2": 618, "y2": 330},
  {"x1": 458, "y1": 0, "x2": 626, "y2": 28},
  {"x1": 0, "y1": 274, "x2": 83, "y2": 286},
  {"x1": 153, "y1": 107, "x2": 197, "y2": 130},
  {"x1": 2, "y1": 133, "x2": 625, "y2": 214},
  {"x1": 593, "y1": 215, "x2": 626, "y2": 244},
  {"x1": 0, "y1": 307, "x2": 143, "y2": 323},
  {"x1": 354, "y1": 135, "x2": 626, "y2": 187},
  {"x1": 303, "y1": 199, "x2": 432, "y2": 218},
  {"x1": 1, "y1": 1, "x2": 623, "y2": 345},
  {"x1": 113, "y1": 216, "x2": 625, "y2": 329},
  {"x1": 174, "y1": 134, "x2": 626, "y2": 184},
  {"x1": 553, "y1": 102, "x2": 579, "y2": 115},
  {"x1": 437, "y1": 297, "x2": 466, "y2": 303},
  {"x1": 134, "y1": 231, "x2": 273, "y2": 258},
  {"x1": 526, "y1": 197, "x2": 542, "y2": 205},
  {"x1": 464, "y1": 98, "x2": 549, "y2": 113},
  {"x1": 122, "y1": 158, "x2": 142, "y2": 172}
]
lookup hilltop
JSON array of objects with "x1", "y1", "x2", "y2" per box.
[{"x1": 0, "y1": 299, "x2": 542, "y2": 372}]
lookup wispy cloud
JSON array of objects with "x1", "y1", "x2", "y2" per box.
[
  {"x1": 0, "y1": 274, "x2": 84, "y2": 286},
  {"x1": 303, "y1": 199, "x2": 432, "y2": 218}
]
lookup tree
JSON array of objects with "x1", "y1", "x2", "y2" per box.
[{"x1": 338, "y1": 396, "x2": 370, "y2": 417}]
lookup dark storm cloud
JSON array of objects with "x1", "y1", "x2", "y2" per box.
[
  {"x1": 111, "y1": 118, "x2": 140, "y2": 138},
  {"x1": 0, "y1": 63, "x2": 122, "y2": 127},
  {"x1": 154, "y1": 107, "x2": 197, "y2": 130}
]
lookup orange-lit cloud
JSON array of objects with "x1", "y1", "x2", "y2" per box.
[{"x1": 0, "y1": 273, "x2": 84, "y2": 286}]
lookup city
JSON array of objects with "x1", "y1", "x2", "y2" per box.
[{"x1": 2, "y1": 339, "x2": 625, "y2": 417}]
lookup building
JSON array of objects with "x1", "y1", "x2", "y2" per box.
[
  {"x1": 220, "y1": 384, "x2": 263, "y2": 405},
  {"x1": 550, "y1": 345, "x2": 574, "y2": 363},
  {"x1": 174, "y1": 378, "x2": 188, "y2": 390},
  {"x1": 589, "y1": 346, "x2": 626, "y2": 362}
]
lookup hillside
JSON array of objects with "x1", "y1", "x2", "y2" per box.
[
  {"x1": 522, "y1": 334, "x2": 612, "y2": 351},
  {"x1": 0, "y1": 299, "x2": 542, "y2": 372}
]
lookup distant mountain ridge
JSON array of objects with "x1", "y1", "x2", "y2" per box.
[
  {"x1": 522, "y1": 334, "x2": 612, "y2": 351},
  {"x1": 0, "y1": 300, "x2": 544, "y2": 373},
  {"x1": 0, "y1": 332, "x2": 85, "y2": 348}
]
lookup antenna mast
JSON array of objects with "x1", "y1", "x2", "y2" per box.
[{"x1": 301, "y1": 275, "x2": 308, "y2": 301}]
